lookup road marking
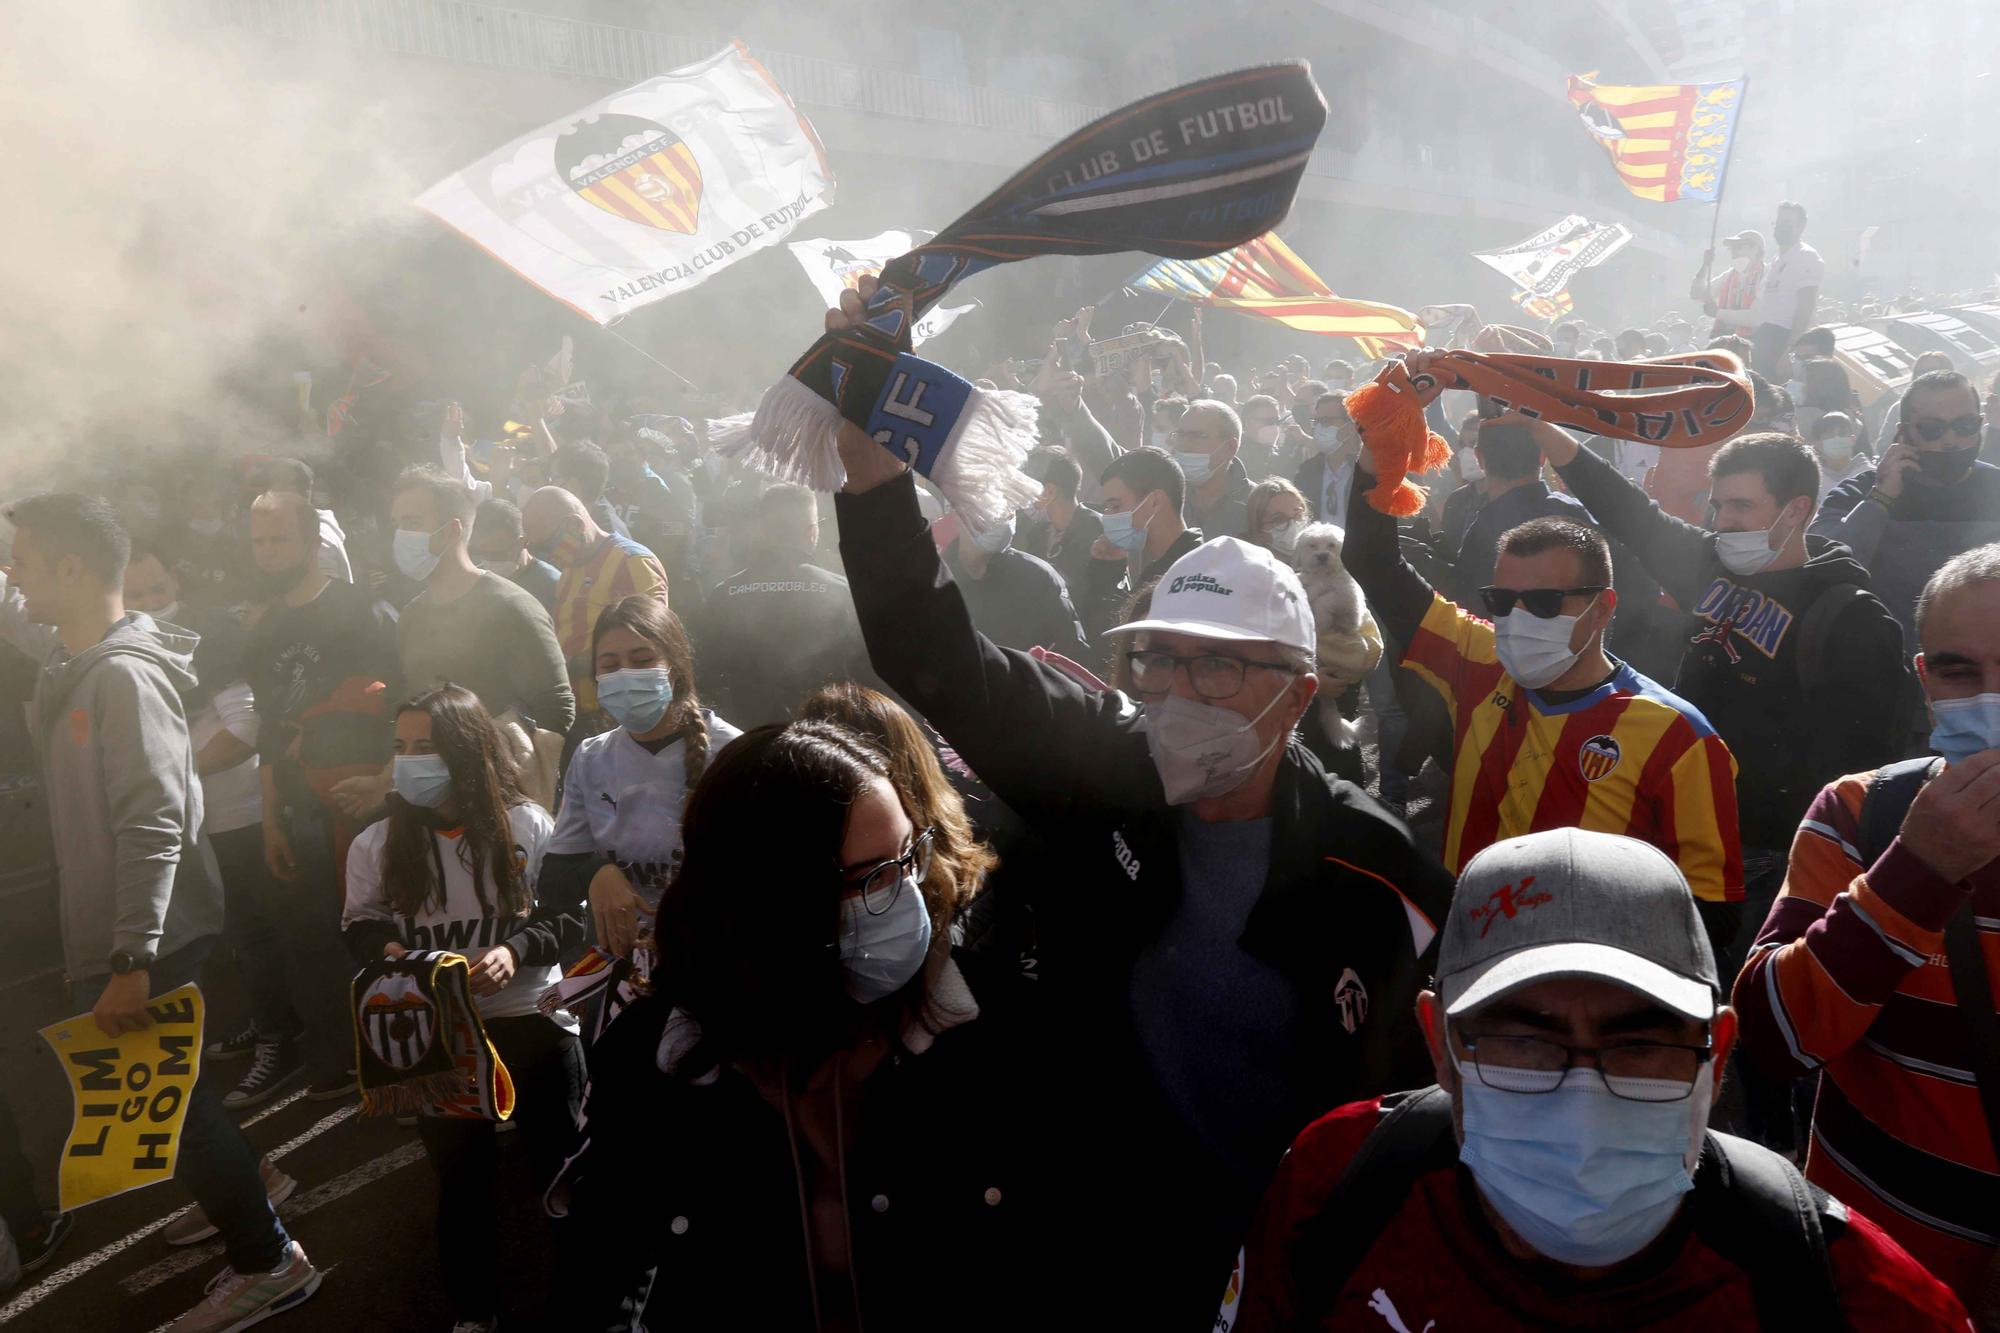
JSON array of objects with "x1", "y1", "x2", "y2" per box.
[
  {"x1": 122, "y1": 1144, "x2": 424, "y2": 1295},
  {"x1": 0, "y1": 1101, "x2": 362, "y2": 1322},
  {"x1": 239, "y1": 1086, "x2": 310, "y2": 1129}
]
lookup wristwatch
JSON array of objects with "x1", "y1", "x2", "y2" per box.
[{"x1": 107, "y1": 949, "x2": 146, "y2": 975}]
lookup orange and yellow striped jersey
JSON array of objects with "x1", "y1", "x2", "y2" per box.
[
  {"x1": 554, "y1": 534, "x2": 668, "y2": 712},
  {"x1": 1403, "y1": 592, "x2": 1743, "y2": 902}
]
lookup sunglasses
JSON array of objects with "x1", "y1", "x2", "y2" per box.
[
  {"x1": 1480, "y1": 585, "x2": 1607, "y2": 619},
  {"x1": 1910, "y1": 414, "x2": 1984, "y2": 442}
]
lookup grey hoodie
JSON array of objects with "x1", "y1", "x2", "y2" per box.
[{"x1": 0, "y1": 577, "x2": 222, "y2": 981}]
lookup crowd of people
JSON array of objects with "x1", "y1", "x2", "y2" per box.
[{"x1": 1, "y1": 193, "x2": 2000, "y2": 1332}]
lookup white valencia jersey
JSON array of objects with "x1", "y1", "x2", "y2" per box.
[
  {"x1": 548, "y1": 711, "x2": 742, "y2": 907},
  {"x1": 344, "y1": 803, "x2": 572, "y2": 1025}
]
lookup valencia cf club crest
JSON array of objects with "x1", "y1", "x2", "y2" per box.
[
  {"x1": 1578, "y1": 734, "x2": 1622, "y2": 783},
  {"x1": 358, "y1": 972, "x2": 437, "y2": 1072},
  {"x1": 555, "y1": 113, "x2": 704, "y2": 235}
]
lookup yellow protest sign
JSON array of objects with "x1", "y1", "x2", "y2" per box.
[{"x1": 38, "y1": 983, "x2": 204, "y2": 1213}]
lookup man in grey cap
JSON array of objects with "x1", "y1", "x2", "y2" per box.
[{"x1": 1221, "y1": 827, "x2": 1969, "y2": 1331}]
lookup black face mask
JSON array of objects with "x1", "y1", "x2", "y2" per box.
[{"x1": 1916, "y1": 447, "x2": 1979, "y2": 485}]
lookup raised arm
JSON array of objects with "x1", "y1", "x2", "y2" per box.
[
  {"x1": 1539, "y1": 418, "x2": 1712, "y2": 606},
  {"x1": 1342, "y1": 444, "x2": 1440, "y2": 651}
]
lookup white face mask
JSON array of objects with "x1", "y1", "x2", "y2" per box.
[
  {"x1": 1818, "y1": 435, "x2": 1856, "y2": 466},
  {"x1": 1494, "y1": 602, "x2": 1593, "y2": 690},
  {"x1": 1310, "y1": 423, "x2": 1342, "y2": 457},
  {"x1": 1714, "y1": 508, "x2": 1799, "y2": 578},
  {"x1": 1175, "y1": 450, "x2": 1216, "y2": 485},
  {"x1": 393, "y1": 527, "x2": 443, "y2": 582},
  {"x1": 1149, "y1": 429, "x2": 1169, "y2": 450},
  {"x1": 1730, "y1": 255, "x2": 1753, "y2": 275},
  {"x1": 1141, "y1": 683, "x2": 1291, "y2": 805},
  {"x1": 1266, "y1": 518, "x2": 1308, "y2": 554},
  {"x1": 1251, "y1": 424, "x2": 1280, "y2": 448},
  {"x1": 1458, "y1": 450, "x2": 1486, "y2": 482}
]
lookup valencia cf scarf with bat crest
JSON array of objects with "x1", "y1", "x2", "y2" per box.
[
  {"x1": 715, "y1": 62, "x2": 1328, "y2": 532},
  {"x1": 1348, "y1": 348, "x2": 1754, "y2": 516},
  {"x1": 352, "y1": 951, "x2": 515, "y2": 1121}
]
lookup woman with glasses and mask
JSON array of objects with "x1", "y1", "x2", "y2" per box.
[
  {"x1": 341, "y1": 684, "x2": 581, "y2": 1333},
  {"x1": 556, "y1": 720, "x2": 1048, "y2": 1331}
]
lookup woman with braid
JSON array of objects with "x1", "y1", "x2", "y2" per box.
[
  {"x1": 542, "y1": 596, "x2": 742, "y2": 967},
  {"x1": 340, "y1": 684, "x2": 582, "y2": 1333}
]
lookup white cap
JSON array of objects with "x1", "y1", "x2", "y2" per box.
[{"x1": 1105, "y1": 536, "x2": 1315, "y2": 655}]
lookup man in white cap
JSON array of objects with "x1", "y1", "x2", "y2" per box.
[
  {"x1": 1223, "y1": 828, "x2": 1968, "y2": 1331},
  {"x1": 826, "y1": 279, "x2": 1453, "y2": 1332}
]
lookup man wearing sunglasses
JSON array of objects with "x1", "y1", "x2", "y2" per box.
[
  {"x1": 1342, "y1": 406, "x2": 1743, "y2": 958},
  {"x1": 1223, "y1": 829, "x2": 1968, "y2": 1331},
  {"x1": 825, "y1": 273, "x2": 1452, "y2": 1332},
  {"x1": 1814, "y1": 368, "x2": 2000, "y2": 646}
]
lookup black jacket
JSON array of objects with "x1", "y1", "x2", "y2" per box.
[
  {"x1": 688, "y1": 554, "x2": 872, "y2": 729},
  {"x1": 1558, "y1": 446, "x2": 1907, "y2": 848},
  {"x1": 559, "y1": 943, "x2": 1049, "y2": 1332},
  {"x1": 835, "y1": 473, "x2": 1452, "y2": 1330},
  {"x1": 1810, "y1": 459, "x2": 2000, "y2": 641},
  {"x1": 1443, "y1": 481, "x2": 1599, "y2": 611},
  {"x1": 942, "y1": 545, "x2": 1090, "y2": 660}
]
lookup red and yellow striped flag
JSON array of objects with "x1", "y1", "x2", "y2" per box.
[
  {"x1": 1131, "y1": 232, "x2": 1422, "y2": 358},
  {"x1": 1566, "y1": 72, "x2": 1744, "y2": 203}
]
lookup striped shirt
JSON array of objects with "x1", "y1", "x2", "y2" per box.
[
  {"x1": 554, "y1": 534, "x2": 668, "y2": 712},
  {"x1": 1734, "y1": 770, "x2": 2000, "y2": 1305},
  {"x1": 1403, "y1": 592, "x2": 1743, "y2": 901}
]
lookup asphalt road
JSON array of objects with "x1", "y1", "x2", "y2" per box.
[{"x1": 0, "y1": 1017, "x2": 561, "y2": 1332}]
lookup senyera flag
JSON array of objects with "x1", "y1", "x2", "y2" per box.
[
  {"x1": 418, "y1": 41, "x2": 833, "y2": 324},
  {"x1": 787, "y1": 230, "x2": 978, "y2": 347},
  {"x1": 1567, "y1": 72, "x2": 1744, "y2": 203},
  {"x1": 719, "y1": 61, "x2": 1328, "y2": 532},
  {"x1": 1131, "y1": 231, "x2": 1420, "y2": 358}
]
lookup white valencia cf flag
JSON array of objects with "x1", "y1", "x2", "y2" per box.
[
  {"x1": 418, "y1": 41, "x2": 835, "y2": 324},
  {"x1": 1473, "y1": 214, "x2": 1632, "y2": 301},
  {"x1": 786, "y1": 229, "x2": 978, "y2": 346}
]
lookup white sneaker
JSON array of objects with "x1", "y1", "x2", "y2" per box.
[
  {"x1": 162, "y1": 1159, "x2": 299, "y2": 1247},
  {"x1": 167, "y1": 1240, "x2": 320, "y2": 1331},
  {"x1": 449, "y1": 1320, "x2": 499, "y2": 1332}
]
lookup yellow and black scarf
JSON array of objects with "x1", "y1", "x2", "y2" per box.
[{"x1": 352, "y1": 951, "x2": 515, "y2": 1121}]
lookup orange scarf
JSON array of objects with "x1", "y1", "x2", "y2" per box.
[{"x1": 1347, "y1": 350, "x2": 1752, "y2": 516}]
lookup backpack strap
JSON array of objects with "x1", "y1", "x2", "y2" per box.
[
  {"x1": 1294, "y1": 1086, "x2": 1457, "y2": 1320},
  {"x1": 1693, "y1": 1130, "x2": 1848, "y2": 1331},
  {"x1": 1857, "y1": 756, "x2": 1943, "y2": 867},
  {"x1": 1793, "y1": 581, "x2": 1871, "y2": 694}
]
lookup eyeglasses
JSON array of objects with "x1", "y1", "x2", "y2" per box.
[
  {"x1": 842, "y1": 827, "x2": 935, "y2": 916},
  {"x1": 1459, "y1": 1032, "x2": 1715, "y2": 1103},
  {"x1": 1125, "y1": 650, "x2": 1294, "y2": 701},
  {"x1": 1910, "y1": 414, "x2": 1984, "y2": 442},
  {"x1": 1479, "y1": 585, "x2": 1607, "y2": 620}
]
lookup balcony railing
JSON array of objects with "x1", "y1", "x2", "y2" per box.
[{"x1": 178, "y1": 0, "x2": 1105, "y2": 137}]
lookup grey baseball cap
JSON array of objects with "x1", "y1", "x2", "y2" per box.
[{"x1": 1439, "y1": 828, "x2": 1719, "y2": 1022}]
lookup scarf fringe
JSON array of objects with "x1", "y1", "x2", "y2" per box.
[
  {"x1": 716, "y1": 377, "x2": 849, "y2": 490},
  {"x1": 360, "y1": 1070, "x2": 467, "y2": 1117},
  {"x1": 934, "y1": 387, "x2": 1042, "y2": 533}
]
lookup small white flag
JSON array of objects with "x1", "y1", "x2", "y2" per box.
[
  {"x1": 1474, "y1": 214, "x2": 1631, "y2": 301},
  {"x1": 419, "y1": 42, "x2": 835, "y2": 325},
  {"x1": 787, "y1": 229, "x2": 978, "y2": 346}
]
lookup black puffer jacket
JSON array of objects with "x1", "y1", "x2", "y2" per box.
[{"x1": 558, "y1": 937, "x2": 1045, "y2": 1332}]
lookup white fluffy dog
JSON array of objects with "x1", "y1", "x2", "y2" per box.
[{"x1": 1287, "y1": 523, "x2": 1382, "y2": 747}]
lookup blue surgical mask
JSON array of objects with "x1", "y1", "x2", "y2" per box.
[
  {"x1": 597, "y1": 666, "x2": 675, "y2": 734},
  {"x1": 392, "y1": 754, "x2": 453, "y2": 808},
  {"x1": 1175, "y1": 450, "x2": 1215, "y2": 485},
  {"x1": 838, "y1": 878, "x2": 932, "y2": 1003},
  {"x1": 1929, "y1": 693, "x2": 2000, "y2": 765},
  {"x1": 968, "y1": 516, "x2": 1014, "y2": 555},
  {"x1": 1456, "y1": 1057, "x2": 1707, "y2": 1268},
  {"x1": 392, "y1": 527, "x2": 442, "y2": 582},
  {"x1": 1100, "y1": 508, "x2": 1148, "y2": 555}
]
